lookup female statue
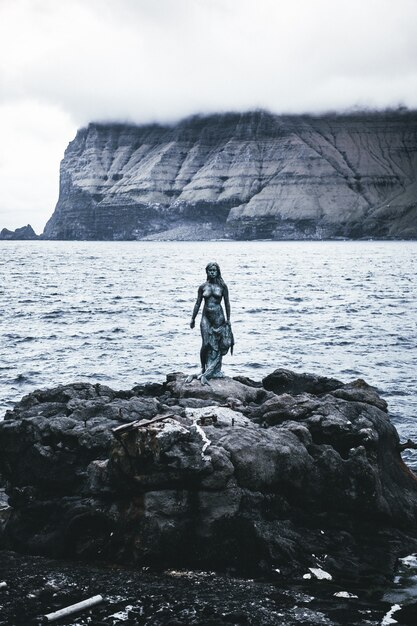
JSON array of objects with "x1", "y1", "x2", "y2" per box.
[{"x1": 189, "y1": 262, "x2": 234, "y2": 384}]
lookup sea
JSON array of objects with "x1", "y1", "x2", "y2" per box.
[
  {"x1": 1, "y1": 239, "x2": 416, "y2": 464},
  {"x1": 1, "y1": 239, "x2": 417, "y2": 624}
]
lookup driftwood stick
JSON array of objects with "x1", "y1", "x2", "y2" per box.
[
  {"x1": 44, "y1": 594, "x2": 103, "y2": 622},
  {"x1": 112, "y1": 414, "x2": 174, "y2": 437},
  {"x1": 399, "y1": 439, "x2": 417, "y2": 451}
]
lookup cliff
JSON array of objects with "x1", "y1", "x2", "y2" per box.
[
  {"x1": 43, "y1": 110, "x2": 417, "y2": 240},
  {"x1": 1, "y1": 369, "x2": 417, "y2": 585}
]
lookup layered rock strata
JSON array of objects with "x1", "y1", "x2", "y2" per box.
[
  {"x1": 1, "y1": 369, "x2": 417, "y2": 584},
  {"x1": 43, "y1": 110, "x2": 417, "y2": 240}
]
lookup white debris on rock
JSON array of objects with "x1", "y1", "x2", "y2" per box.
[
  {"x1": 108, "y1": 605, "x2": 133, "y2": 621},
  {"x1": 185, "y1": 406, "x2": 252, "y2": 428},
  {"x1": 333, "y1": 591, "x2": 359, "y2": 598},
  {"x1": 155, "y1": 419, "x2": 189, "y2": 438},
  {"x1": 308, "y1": 567, "x2": 333, "y2": 581}
]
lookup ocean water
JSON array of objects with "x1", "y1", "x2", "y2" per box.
[{"x1": 1, "y1": 240, "x2": 416, "y2": 468}]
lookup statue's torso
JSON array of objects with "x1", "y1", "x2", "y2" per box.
[{"x1": 202, "y1": 283, "x2": 223, "y2": 308}]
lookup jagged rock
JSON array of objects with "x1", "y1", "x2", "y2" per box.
[
  {"x1": 0, "y1": 371, "x2": 417, "y2": 585},
  {"x1": 247, "y1": 392, "x2": 321, "y2": 425},
  {"x1": 262, "y1": 368, "x2": 343, "y2": 396},
  {"x1": 42, "y1": 110, "x2": 417, "y2": 241},
  {"x1": 233, "y1": 375, "x2": 263, "y2": 388},
  {"x1": 0, "y1": 224, "x2": 39, "y2": 240},
  {"x1": 0, "y1": 382, "x2": 161, "y2": 488},
  {"x1": 328, "y1": 379, "x2": 388, "y2": 412}
]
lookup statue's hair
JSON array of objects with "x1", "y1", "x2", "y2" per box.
[{"x1": 206, "y1": 262, "x2": 226, "y2": 288}]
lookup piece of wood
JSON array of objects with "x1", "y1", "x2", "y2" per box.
[
  {"x1": 44, "y1": 594, "x2": 103, "y2": 622},
  {"x1": 112, "y1": 414, "x2": 174, "y2": 436}
]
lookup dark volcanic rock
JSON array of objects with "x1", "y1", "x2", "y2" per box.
[
  {"x1": 262, "y1": 368, "x2": 343, "y2": 396},
  {"x1": 0, "y1": 224, "x2": 39, "y2": 240},
  {"x1": 1, "y1": 371, "x2": 417, "y2": 587},
  {"x1": 0, "y1": 550, "x2": 389, "y2": 626},
  {"x1": 42, "y1": 110, "x2": 417, "y2": 241}
]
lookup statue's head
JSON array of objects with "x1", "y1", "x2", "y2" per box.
[{"x1": 206, "y1": 262, "x2": 221, "y2": 280}]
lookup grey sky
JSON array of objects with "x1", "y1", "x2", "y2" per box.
[{"x1": 1, "y1": 0, "x2": 417, "y2": 232}]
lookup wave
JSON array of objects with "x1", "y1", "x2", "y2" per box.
[
  {"x1": 42, "y1": 311, "x2": 65, "y2": 319},
  {"x1": 13, "y1": 373, "x2": 36, "y2": 384}
]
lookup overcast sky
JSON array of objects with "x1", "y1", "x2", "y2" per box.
[{"x1": 1, "y1": 0, "x2": 417, "y2": 233}]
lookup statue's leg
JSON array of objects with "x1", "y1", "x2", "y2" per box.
[
  {"x1": 205, "y1": 326, "x2": 224, "y2": 379},
  {"x1": 196, "y1": 314, "x2": 227, "y2": 383},
  {"x1": 201, "y1": 350, "x2": 221, "y2": 380},
  {"x1": 211, "y1": 355, "x2": 224, "y2": 378},
  {"x1": 200, "y1": 345, "x2": 208, "y2": 373},
  {"x1": 200, "y1": 315, "x2": 211, "y2": 373},
  {"x1": 187, "y1": 315, "x2": 211, "y2": 383}
]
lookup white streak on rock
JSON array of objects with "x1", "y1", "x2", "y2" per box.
[
  {"x1": 381, "y1": 604, "x2": 401, "y2": 625},
  {"x1": 399, "y1": 554, "x2": 417, "y2": 568},
  {"x1": 193, "y1": 422, "x2": 212, "y2": 459}
]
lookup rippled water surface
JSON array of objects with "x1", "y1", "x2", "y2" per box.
[{"x1": 1, "y1": 240, "x2": 416, "y2": 463}]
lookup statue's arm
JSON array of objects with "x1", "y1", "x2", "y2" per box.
[
  {"x1": 190, "y1": 286, "x2": 203, "y2": 329},
  {"x1": 223, "y1": 285, "x2": 231, "y2": 322}
]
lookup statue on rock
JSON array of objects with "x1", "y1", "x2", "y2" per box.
[{"x1": 189, "y1": 262, "x2": 234, "y2": 384}]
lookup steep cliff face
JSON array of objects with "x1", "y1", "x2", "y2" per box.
[{"x1": 43, "y1": 110, "x2": 417, "y2": 240}]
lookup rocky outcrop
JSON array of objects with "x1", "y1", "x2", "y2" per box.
[
  {"x1": 43, "y1": 110, "x2": 417, "y2": 240},
  {"x1": 1, "y1": 369, "x2": 417, "y2": 585},
  {"x1": 0, "y1": 224, "x2": 39, "y2": 240}
]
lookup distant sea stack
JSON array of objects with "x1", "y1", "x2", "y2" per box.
[
  {"x1": 0, "y1": 225, "x2": 39, "y2": 240},
  {"x1": 43, "y1": 110, "x2": 417, "y2": 241}
]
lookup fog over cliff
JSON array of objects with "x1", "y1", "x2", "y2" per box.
[{"x1": 43, "y1": 110, "x2": 417, "y2": 241}]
